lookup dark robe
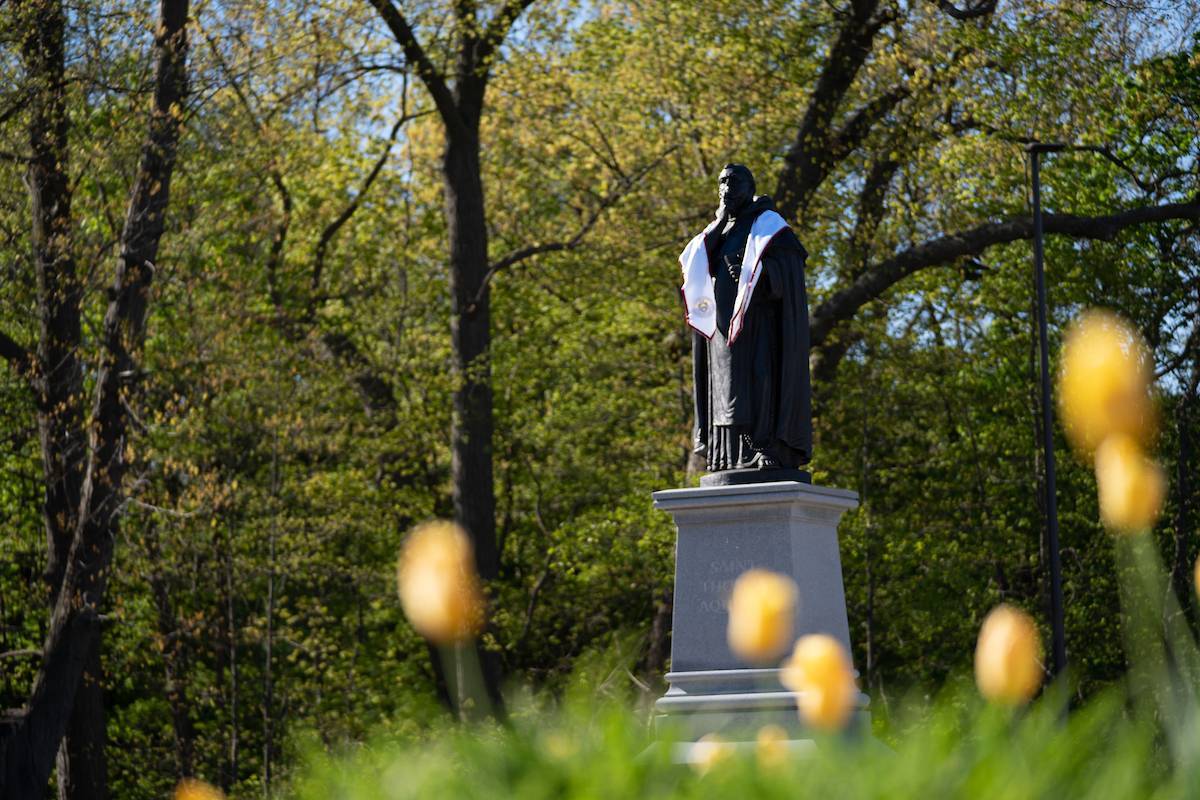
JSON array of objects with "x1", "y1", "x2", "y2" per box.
[{"x1": 691, "y1": 197, "x2": 812, "y2": 471}]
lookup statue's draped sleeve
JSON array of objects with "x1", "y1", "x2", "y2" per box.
[{"x1": 763, "y1": 230, "x2": 812, "y2": 459}]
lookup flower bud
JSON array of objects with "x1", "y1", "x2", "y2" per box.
[
  {"x1": 174, "y1": 780, "x2": 226, "y2": 800},
  {"x1": 1058, "y1": 309, "x2": 1154, "y2": 456},
  {"x1": 397, "y1": 521, "x2": 484, "y2": 644},
  {"x1": 780, "y1": 634, "x2": 857, "y2": 731},
  {"x1": 727, "y1": 569, "x2": 799, "y2": 664},
  {"x1": 974, "y1": 604, "x2": 1043, "y2": 705},
  {"x1": 754, "y1": 724, "x2": 790, "y2": 769},
  {"x1": 688, "y1": 733, "x2": 734, "y2": 774},
  {"x1": 1095, "y1": 434, "x2": 1165, "y2": 534}
]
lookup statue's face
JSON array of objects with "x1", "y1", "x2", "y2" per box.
[{"x1": 718, "y1": 167, "x2": 753, "y2": 214}]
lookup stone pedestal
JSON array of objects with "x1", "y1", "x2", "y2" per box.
[{"x1": 653, "y1": 480, "x2": 866, "y2": 743}]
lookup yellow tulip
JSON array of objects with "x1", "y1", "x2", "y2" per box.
[
  {"x1": 754, "y1": 724, "x2": 790, "y2": 768},
  {"x1": 1194, "y1": 555, "x2": 1200, "y2": 600},
  {"x1": 543, "y1": 732, "x2": 577, "y2": 760},
  {"x1": 174, "y1": 780, "x2": 226, "y2": 800},
  {"x1": 396, "y1": 520, "x2": 484, "y2": 644},
  {"x1": 688, "y1": 733, "x2": 734, "y2": 774},
  {"x1": 726, "y1": 569, "x2": 799, "y2": 664},
  {"x1": 780, "y1": 634, "x2": 857, "y2": 731},
  {"x1": 1057, "y1": 309, "x2": 1154, "y2": 455},
  {"x1": 1094, "y1": 434, "x2": 1166, "y2": 534},
  {"x1": 974, "y1": 604, "x2": 1043, "y2": 705}
]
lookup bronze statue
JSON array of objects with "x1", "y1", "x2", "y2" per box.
[{"x1": 679, "y1": 164, "x2": 812, "y2": 485}]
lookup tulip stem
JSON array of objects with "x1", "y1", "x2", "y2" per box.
[
  {"x1": 440, "y1": 642, "x2": 493, "y2": 723},
  {"x1": 1115, "y1": 536, "x2": 1200, "y2": 770},
  {"x1": 456, "y1": 644, "x2": 467, "y2": 722}
]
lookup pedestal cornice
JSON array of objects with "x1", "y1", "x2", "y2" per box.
[{"x1": 653, "y1": 480, "x2": 859, "y2": 512}]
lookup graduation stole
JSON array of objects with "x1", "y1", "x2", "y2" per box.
[{"x1": 678, "y1": 209, "x2": 789, "y2": 344}]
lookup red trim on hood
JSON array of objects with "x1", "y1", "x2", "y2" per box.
[{"x1": 727, "y1": 226, "x2": 786, "y2": 345}]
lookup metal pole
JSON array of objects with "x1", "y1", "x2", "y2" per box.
[{"x1": 1029, "y1": 145, "x2": 1067, "y2": 680}]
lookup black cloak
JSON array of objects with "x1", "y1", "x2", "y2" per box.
[{"x1": 691, "y1": 197, "x2": 812, "y2": 471}]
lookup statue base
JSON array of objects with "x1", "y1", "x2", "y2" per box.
[
  {"x1": 651, "y1": 480, "x2": 866, "y2": 749},
  {"x1": 700, "y1": 468, "x2": 811, "y2": 487}
]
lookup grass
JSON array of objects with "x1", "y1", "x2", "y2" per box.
[
  {"x1": 289, "y1": 680, "x2": 1188, "y2": 799},
  {"x1": 287, "y1": 536, "x2": 1199, "y2": 800}
]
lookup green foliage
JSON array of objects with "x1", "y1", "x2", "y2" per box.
[
  {"x1": 290, "y1": 535, "x2": 1200, "y2": 799},
  {"x1": 288, "y1": 681, "x2": 1165, "y2": 800}
]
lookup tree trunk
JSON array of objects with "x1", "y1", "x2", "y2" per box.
[
  {"x1": 222, "y1": 526, "x2": 239, "y2": 792},
  {"x1": 147, "y1": 523, "x2": 195, "y2": 781},
  {"x1": 443, "y1": 124, "x2": 506, "y2": 710},
  {"x1": 640, "y1": 588, "x2": 673, "y2": 685},
  {"x1": 55, "y1": 643, "x2": 106, "y2": 800},
  {"x1": 17, "y1": 0, "x2": 86, "y2": 605},
  {"x1": 443, "y1": 128, "x2": 498, "y2": 581},
  {"x1": 15, "y1": 3, "x2": 106, "y2": 796},
  {"x1": 365, "y1": 0, "x2": 521, "y2": 714},
  {"x1": 0, "y1": 1, "x2": 189, "y2": 794}
]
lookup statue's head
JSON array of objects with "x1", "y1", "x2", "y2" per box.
[{"x1": 718, "y1": 163, "x2": 755, "y2": 216}]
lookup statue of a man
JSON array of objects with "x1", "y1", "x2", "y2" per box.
[{"x1": 678, "y1": 164, "x2": 812, "y2": 483}]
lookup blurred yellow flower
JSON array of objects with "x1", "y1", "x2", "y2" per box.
[
  {"x1": 754, "y1": 723, "x2": 790, "y2": 768},
  {"x1": 1057, "y1": 309, "x2": 1154, "y2": 456},
  {"x1": 397, "y1": 520, "x2": 484, "y2": 644},
  {"x1": 780, "y1": 634, "x2": 857, "y2": 731},
  {"x1": 1194, "y1": 555, "x2": 1200, "y2": 600},
  {"x1": 174, "y1": 779, "x2": 225, "y2": 800},
  {"x1": 543, "y1": 732, "x2": 577, "y2": 760},
  {"x1": 1095, "y1": 434, "x2": 1166, "y2": 534},
  {"x1": 727, "y1": 569, "x2": 798, "y2": 664},
  {"x1": 688, "y1": 733, "x2": 734, "y2": 774},
  {"x1": 974, "y1": 604, "x2": 1043, "y2": 705}
]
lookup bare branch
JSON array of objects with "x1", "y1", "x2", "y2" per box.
[
  {"x1": 265, "y1": 177, "x2": 293, "y2": 317},
  {"x1": 830, "y1": 88, "x2": 909, "y2": 163},
  {"x1": 936, "y1": 0, "x2": 998, "y2": 21},
  {"x1": 201, "y1": 28, "x2": 293, "y2": 316},
  {"x1": 309, "y1": 80, "x2": 426, "y2": 311},
  {"x1": 470, "y1": 145, "x2": 679, "y2": 309},
  {"x1": 454, "y1": 0, "x2": 478, "y2": 30},
  {"x1": 366, "y1": 0, "x2": 462, "y2": 133},
  {"x1": 846, "y1": 156, "x2": 901, "y2": 275},
  {"x1": 0, "y1": 330, "x2": 32, "y2": 376},
  {"x1": 0, "y1": 93, "x2": 28, "y2": 127},
  {"x1": 477, "y1": 0, "x2": 537, "y2": 69},
  {"x1": 0, "y1": 649, "x2": 40, "y2": 661},
  {"x1": 775, "y1": 0, "x2": 891, "y2": 221},
  {"x1": 811, "y1": 201, "x2": 1200, "y2": 347},
  {"x1": 955, "y1": 119, "x2": 1177, "y2": 193},
  {"x1": 1075, "y1": 145, "x2": 1161, "y2": 194}
]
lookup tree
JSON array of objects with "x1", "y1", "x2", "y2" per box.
[
  {"x1": 362, "y1": 0, "x2": 531, "y2": 599},
  {"x1": 361, "y1": 0, "x2": 656, "y2": 702},
  {"x1": 746, "y1": 0, "x2": 1200, "y2": 377},
  {"x1": 0, "y1": 0, "x2": 190, "y2": 795}
]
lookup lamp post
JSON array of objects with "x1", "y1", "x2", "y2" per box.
[
  {"x1": 1027, "y1": 142, "x2": 1067, "y2": 682},
  {"x1": 1027, "y1": 141, "x2": 1136, "y2": 681}
]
